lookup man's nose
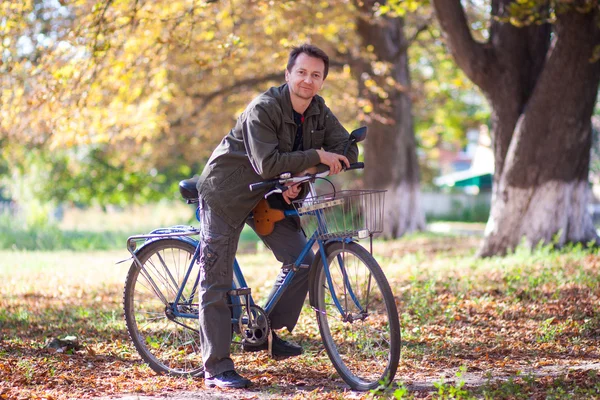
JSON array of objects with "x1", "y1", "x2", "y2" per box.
[{"x1": 304, "y1": 75, "x2": 313, "y2": 84}]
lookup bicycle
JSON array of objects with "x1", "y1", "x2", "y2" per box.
[{"x1": 121, "y1": 128, "x2": 401, "y2": 391}]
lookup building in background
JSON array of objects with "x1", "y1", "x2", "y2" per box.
[{"x1": 434, "y1": 125, "x2": 494, "y2": 195}]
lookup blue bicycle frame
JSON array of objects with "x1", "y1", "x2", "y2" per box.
[{"x1": 124, "y1": 180, "x2": 363, "y2": 328}]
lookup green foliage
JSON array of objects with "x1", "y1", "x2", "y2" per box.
[
  {"x1": 406, "y1": 15, "x2": 490, "y2": 186},
  {"x1": 480, "y1": 373, "x2": 537, "y2": 399},
  {"x1": 0, "y1": 0, "x2": 490, "y2": 208},
  {"x1": 0, "y1": 202, "x2": 263, "y2": 251},
  {"x1": 500, "y1": 0, "x2": 599, "y2": 28},
  {"x1": 537, "y1": 317, "x2": 568, "y2": 343},
  {"x1": 0, "y1": 144, "x2": 197, "y2": 207},
  {"x1": 433, "y1": 366, "x2": 471, "y2": 399},
  {"x1": 0, "y1": 212, "x2": 130, "y2": 251},
  {"x1": 426, "y1": 200, "x2": 491, "y2": 223},
  {"x1": 371, "y1": 380, "x2": 414, "y2": 399}
]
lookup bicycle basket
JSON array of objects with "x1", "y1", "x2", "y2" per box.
[{"x1": 292, "y1": 190, "x2": 386, "y2": 240}]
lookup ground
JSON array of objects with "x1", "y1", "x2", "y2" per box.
[{"x1": 1, "y1": 234, "x2": 599, "y2": 399}]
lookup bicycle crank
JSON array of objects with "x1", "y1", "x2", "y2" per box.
[{"x1": 239, "y1": 305, "x2": 270, "y2": 347}]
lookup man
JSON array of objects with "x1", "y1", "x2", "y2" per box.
[{"x1": 196, "y1": 43, "x2": 359, "y2": 389}]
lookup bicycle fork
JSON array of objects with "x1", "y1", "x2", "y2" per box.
[{"x1": 317, "y1": 241, "x2": 368, "y2": 322}]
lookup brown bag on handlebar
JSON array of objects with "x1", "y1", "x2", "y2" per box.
[{"x1": 252, "y1": 199, "x2": 285, "y2": 236}]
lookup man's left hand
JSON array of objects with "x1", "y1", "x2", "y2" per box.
[{"x1": 282, "y1": 183, "x2": 302, "y2": 204}]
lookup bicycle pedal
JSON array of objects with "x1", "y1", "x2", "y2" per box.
[
  {"x1": 228, "y1": 287, "x2": 251, "y2": 296},
  {"x1": 282, "y1": 264, "x2": 310, "y2": 272}
]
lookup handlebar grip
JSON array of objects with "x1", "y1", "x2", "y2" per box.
[
  {"x1": 346, "y1": 162, "x2": 364, "y2": 171},
  {"x1": 249, "y1": 180, "x2": 277, "y2": 191}
]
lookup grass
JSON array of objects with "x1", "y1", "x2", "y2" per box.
[
  {"x1": 1, "y1": 234, "x2": 600, "y2": 399},
  {"x1": 0, "y1": 202, "x2": 263, "y2": 251},
  {"x1": 367, "y1": 237, "x2": 600, "y2": 399}
]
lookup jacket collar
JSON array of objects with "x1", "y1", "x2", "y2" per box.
[{"x1": 278, "y1": 84, "x2": 321, "y2": 124}]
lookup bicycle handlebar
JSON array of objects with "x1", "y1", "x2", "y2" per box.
[
  {"x1": 248, "y1": 162, "x2": 365, "y2": 192},
  {"x1": 248, "y1": 179, "x2": 280, "y2": 192},
  {"x1": 345, "y1": 162, "x2": 364, "y2": 171}
]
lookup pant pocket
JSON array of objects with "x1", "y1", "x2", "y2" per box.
[{"x1": 199, "y1": 232, "x2": 230, "y2": 279}]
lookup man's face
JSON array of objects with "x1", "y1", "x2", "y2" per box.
[{"x1": 285, "y1": 53, "x2": 325, "y2": 101}]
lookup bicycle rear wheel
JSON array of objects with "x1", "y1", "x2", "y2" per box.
[
  {"x1": 311, "y1": 241, "x2": 400, "y2": 391},
  {"x1": 123, "y1": 239, "x2": 204, "y2": 377}
]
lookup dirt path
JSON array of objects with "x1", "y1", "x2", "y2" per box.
[{"x1": 100, "y1": 362, "x2": 600, "y2": 399}]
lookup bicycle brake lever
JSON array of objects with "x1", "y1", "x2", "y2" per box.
[{"x1": 264, "y1": 183, "x2": 288, "y2": 198}]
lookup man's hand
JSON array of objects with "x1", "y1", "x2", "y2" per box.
[
  {"x1": 299, "y1": 166, "x2": 318, "y2": 176},
  {"x1": 282, "y1": 183, "x2": 302, "y2": 204},
  {"x1": 316, "y1": 150, "x2": 350, "y2": 175}
]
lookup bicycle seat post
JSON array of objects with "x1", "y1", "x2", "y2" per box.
[{"x1": 228, "y1": 286, "x2": 252, "y2": 324}]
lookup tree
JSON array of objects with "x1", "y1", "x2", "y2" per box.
[
  {"x1": 1, "y1": 0, "x2": 480, "y2": 233},
  {"x1": 432, "y1": 0, "x2": 600, "y2": 255},
  {"x1": 351, "y1": 1, "x2": 427, "y2": 237}
]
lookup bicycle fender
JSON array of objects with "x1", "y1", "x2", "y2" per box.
[{"x1": 134, "y1": 235, "x2": 200, "y2": 255}]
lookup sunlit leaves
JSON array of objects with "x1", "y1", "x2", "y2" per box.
[
  {"x1": 496, "y1": 0, "x2": 598, "y2": 27},
  {"x1": 2, "y1": 0, "x2": 360, "y2": 153},
  {"x1": 0, "y1": 0, "x2": 488, "y2": 204},
  {"x1": 376, "y1": 0, "x2": 424, "y2": 17}
]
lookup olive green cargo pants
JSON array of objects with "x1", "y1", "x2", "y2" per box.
[{"x1": 198, "y1": 198, "x2": 314, "y2": 378}]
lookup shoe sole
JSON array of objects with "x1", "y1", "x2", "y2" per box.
[
  {"x1": 243, "y1": 346, "x2": 303, "y2": 358},
  {"x1": 206, "y1": 381, "x2": 251, "y2": 389}
]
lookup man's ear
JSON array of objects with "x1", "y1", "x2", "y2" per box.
[{"x1": 284, "y1": 69, "x2": 289, "y2": 82}]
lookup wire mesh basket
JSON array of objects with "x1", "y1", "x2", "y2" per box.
[{"x1": 292, "y1": 190, "x2": 386, "y2": 240}]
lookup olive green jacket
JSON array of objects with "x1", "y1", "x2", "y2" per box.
[{"x1": 196, "y1": 84, "x2": 359, "y2": 227}]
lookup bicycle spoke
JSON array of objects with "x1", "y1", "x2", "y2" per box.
[
  {"x1": 124, "y1": 240, "x2": 203, "y2": 376},
  {"x1": 313, "y1": 242, "x2": 400, "y2": 391}
]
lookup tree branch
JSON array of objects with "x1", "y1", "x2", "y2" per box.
[
  {"x1": 193, "y1": 71, "x2": 284, "y2": 106},
  {"x1": 191, "y1": 60, "x2": 348, "y2": 108},
  {"x1": 431, "y1": 0, "x2": 491, "y2": 90},
  {"x1": 168, "y1": 72, "x2": 284, "y2": 127},
  {"x1": 175, "y1": 60, "x2": 348, "y2": 126},
  {"x1": 393, "y1": 20, "x2": 431, "y2": 60}
]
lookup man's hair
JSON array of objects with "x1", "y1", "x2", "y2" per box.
[{"x1": 286, "y1": 44, "x2": 329, "y2": 79}]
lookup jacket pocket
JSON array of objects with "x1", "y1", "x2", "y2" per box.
[
  {"x1": 277, "y1": 129, "x2": 294, "y2": 152},
  {"x1": 217, "y1": 165, "x2": 245, "y2": 190},
  {"x1": 310, "y1": 129, "x2": 325, "y2": 149}
]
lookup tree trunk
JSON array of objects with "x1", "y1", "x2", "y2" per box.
[
  {"x1": 353, "y1": 2, "x2": 426, "y2": 238},
  {"x1": 433, "y1": 0, "x2": 600, "y2": 255},
  {"x1": 480, "y1": 9, "x2": 600, "y2": 255}
]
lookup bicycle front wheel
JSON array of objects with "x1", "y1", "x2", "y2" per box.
[
  {"x1": 123, "y1": 239, "x2": 204, "y2": 377},
  {"x1": 311, "y1": 241, "x2": 401, "y2": 391}
]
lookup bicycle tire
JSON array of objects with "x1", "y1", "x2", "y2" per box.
[
  {"x1": 123, "y1": 239, "x2": 204, "y2": 377},
  {"x1": 311, "y1": 241, "x2": 401, "y2": 391}
]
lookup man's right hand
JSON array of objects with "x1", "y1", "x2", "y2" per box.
[
  {"x1": 316, "y1": 150, "x2": 350, "y2": 175},
  {"x1": 299, "y1": 166, "x2": 318, "y2": 176}
]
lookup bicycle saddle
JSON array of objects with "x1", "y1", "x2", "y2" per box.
[{"x1": 179, "y1": 176, "x2": 200, "y2": 201}]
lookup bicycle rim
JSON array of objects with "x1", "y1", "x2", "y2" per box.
[
  {"x1": 313, "y1": 241, "x2": 400, "y2": 391},
  {"x1": 123, "y1": 239, "x2": 204, "y2": 376}
]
